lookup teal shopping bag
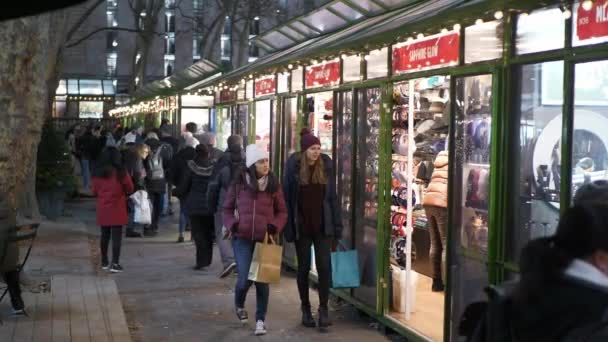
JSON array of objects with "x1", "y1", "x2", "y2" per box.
[{"x1": 331, "y1": 242, "x2": 360, "y2": 288}]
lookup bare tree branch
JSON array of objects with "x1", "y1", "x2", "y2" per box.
[
  {"x1": 65, "y1": 27, "x2": 166, "y2": 48},
  {"x1": 65, "y1": 0, "x2": 106, "y2": 43}
]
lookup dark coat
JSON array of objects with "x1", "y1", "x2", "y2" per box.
[
  {"x1": 123, "y1": 148, "x2": 145, "y2": 190},
  {"x1": 222, "y1": 173, "x2": 288, "y2": 242},
  {"x1": 282, "y1": 153, "x2": 342, "y2": 242},
  {"x1": 174, "y1": 160, "x2": 214, "y2": 216},
  {"x1": 507, "y1": 276, "x2": 608, "y2": 342},
  {"x1": 144, "y1": 138, "x2": 172, "y2": 193},
  {"x1": 91, "y1": 171, "x2": 134, "y2": 226},
  {"x1": 170, "y1": 146, "x2": 196, "y2": 200}
]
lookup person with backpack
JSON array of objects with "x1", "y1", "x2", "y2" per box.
[
  {"x1": 170, "y1": 145, "x2": 196, "y2": 243},
  {"x1": 222, "y1": 144, "x2": 288, "y2": 336},
  {"x1": 91, "y1": 147, "x2": 134, "y2": 273},
  {"x1": 466, "y1": 180, "x2": 608, "y2": 342},
  {"x1": 283, "y1": 128, "x2": 342, "y2": 330},
  {"x1": 174, "y1": 144, "x2": 215, "y2": 269},
  {"x1": 143, "y1": 132, "x2": 172, "y2": 236},
  {"x1": 209, "y1": 135, "x2": 244, "y2": 278}
]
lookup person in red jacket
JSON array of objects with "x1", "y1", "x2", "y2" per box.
[
  {"x1": 223, "y1": 144, "x2": 288, "y2": 336},
  {"x1": 92, "y1": 147, "x2": 134, "y2": 273}
]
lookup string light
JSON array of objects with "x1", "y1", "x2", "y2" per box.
[
  {"x1": 475, "y1": 18, "x2": 484, "y2": 25},
  {"x1": 582, "y1": 0, "x2": 593, "y2": 11},
  {"x1": 287, "y1": 64, "x2": 293, "y2": 69},
  {"x1": 494, "y1": 11, "x2": 503, "y2": 20},
  {"x1": 453, "y1": 23, "x2": 461, "y2": 31},
  {"x1": 416, "y1": 33, "x2": 424, "y2": 39},
  {"x1": 563, "y1": 8, "x2": 572, "y2": 19},
  {"x1": 441, "y1": 28, "x2": 448, "y2": 34}
]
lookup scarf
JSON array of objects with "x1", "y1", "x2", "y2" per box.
[{"x1": 246, "y1": 173, "x2": 268, "y2": 192}]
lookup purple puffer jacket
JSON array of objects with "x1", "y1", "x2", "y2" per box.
[{"x1": 223, "y1": 177, "x2": 288, "y2": 242}]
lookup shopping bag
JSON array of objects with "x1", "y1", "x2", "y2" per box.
[
  {"x1": 248, "y1": 232, "x2": 283, "y2": 284},
  {"x1": 130, "y1": 190, "x2": 152, "y2": 225},
  {"x1": 331, "y1": 241, "x2": 360, "y2": 288}
]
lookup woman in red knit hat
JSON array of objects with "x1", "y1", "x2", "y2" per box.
[{"x1": 283, "y1": 128, "x2": 343, "y2": 330}]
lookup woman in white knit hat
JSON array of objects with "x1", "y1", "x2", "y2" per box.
[{"x1": 223, "y1": 144, "x2": 288, "y2": 336}]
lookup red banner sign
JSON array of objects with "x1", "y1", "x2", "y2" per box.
[
  {"x1": 305, "y1": 60, "x2": 341, "y2": 88},
  {"x1": 255, "y1": 77, "x2": 276, "y2": 96},
  {"x1": 392, "y1": 32, "x2": 460, "y2": 74},
  {"x1": 219, "y1": 89, "x2": 236, "y2": 103},
  {"x1": 577, "y1": 2, "x2": 608, "y2": 41}
]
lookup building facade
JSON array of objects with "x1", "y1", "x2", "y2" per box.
[{"x1": 55, "y1": 0, "x2": 328, "y2": 119}]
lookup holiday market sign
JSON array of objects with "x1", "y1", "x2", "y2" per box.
[
  {"x1": 392, "y1": 32, "x2": 460, "y2": 74},
  {"x1": 305, "y1": 60, "x2": 340, "y2": 88},
  {"x1": 219, "y1": 89, "x2": 236, "y2": 102},
  {"x1": 577, "y1": 1, "x2": 608, "y2": 41},
  {"x1": 255, "y1": 76, "x2": 276, "y2": 96}
]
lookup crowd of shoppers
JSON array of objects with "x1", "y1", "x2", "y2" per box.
[{"x1": 57, "y1": 120, "x2": 608, "y2": 339}]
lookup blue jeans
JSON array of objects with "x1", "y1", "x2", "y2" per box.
[
  {"x1": 80, "y1": 159, "x2": 91, "y2": 191},
  {"x1": 178, "y1": 203, "x2": 188, "y2": 235},
  {"x1": 233, "y1": 238, "x2": 269, "y2": 322}
]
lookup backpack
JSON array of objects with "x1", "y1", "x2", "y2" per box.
[{"x1": 147, "y1": 147, "x2": 165, "y2": 181}]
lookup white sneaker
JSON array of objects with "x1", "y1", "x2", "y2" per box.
[{"x1": 254, "y1": 320, "x2": 267, "y2": 336}]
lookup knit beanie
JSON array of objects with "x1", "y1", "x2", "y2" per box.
[
  {"x1": 300, "y1": 128, "x2": 321, "y2": 152},
  {"x1": 245, "y1": 144, "x2": 268, "y2": 168}
]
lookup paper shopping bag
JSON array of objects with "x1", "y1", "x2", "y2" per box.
[
  {"x1": 331, "y1": 242, "x2": 360, "y2": 288},
  {"x1": 248, "y1": 233, "x2": 283, "y2": 284}
]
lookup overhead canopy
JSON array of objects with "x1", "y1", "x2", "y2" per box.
[
  {"x1": 134, "y1": 59, "x2": 221, "y2": 99},
  {"x1": 192, "y1": 0, "x2": 471, "y2": 89},
  {"x1": 252, "y1": 0, "x2": 420, "y2": 53}
]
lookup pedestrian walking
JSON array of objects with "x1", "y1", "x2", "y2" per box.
[
  {"x1": 223, "y1": 144, "x2": 288, "y2": 336},
  {"x1": 209, "y1": 135, "x2": 244, "y2": 278},
  {"x1": 170, "y1": 145, "x2": 196, "y2": 242},
  {"x1": 159, "y1": 123, "x2": 178, "y2": 217},
  {"x1": 143, "y1": 132, "x2": 172, "y2": 236},
  {"x1": 174, "y1": 144, "x2": 215, "y2": 269},
  {"x1": 199, "y1": 132, "x2": 224, "y2": 164},
  {"x1": 91, "y1": 147, "x2": 134, "y2": 273},
  {"x1": 283, "y1": 128, "x2": 343, "y2": 329},
  {"x1": 178, "y1": 122, "x2": 199, "y2": 151},
  {"x1": 123, "y1": 143, "x2": 149, "y2": 237}
]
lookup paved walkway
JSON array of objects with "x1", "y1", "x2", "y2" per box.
[
  {"x1": 0, "y1": 214, "x2": 131, "y2": 342},
  {"x1": 71, "y1": 199, "x2": 393, "y2": 342}
]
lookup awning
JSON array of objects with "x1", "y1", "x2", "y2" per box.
[
  {"x1": 192, "y1": 0, "x2": 470, "y2": 89},
  {"x1": 252, "y1": 0, "x2": 421, "y2": 53},
  {"x1": 134, "y1": 59, "x2": 221, "y2": 99}
]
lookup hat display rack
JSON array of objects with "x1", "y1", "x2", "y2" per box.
[
  {"x1": 362, "y1": 88, "x2": 381, "y2": 221},
  {"x1": 459, "y1": 75, "x2": 493, "y2": 252},
  {"x1": 390, "y1": 77, "x2": 450, "y2": 274}
]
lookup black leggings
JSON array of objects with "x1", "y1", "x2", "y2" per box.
[
  {"x1": 190, "y1": 215, "x2": 215, "y2": 267},
  {"x1": 294, "y1": 232, "x2": 332, "y2": 309},
  {"x1": 101, "y1": 226, "x2": 123, "y2": 264},
  {"x1": 2, "y1": 270, "x2": 22, "y2": 309}
]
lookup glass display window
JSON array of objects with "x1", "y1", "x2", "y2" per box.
[
  {"x1": 366, "y1": 47, "x2": 388, "y2": 79},
  {"x1": 571, "y1": 60, "x2": 608, "y2": 197},
  {"x1": 234, "y1": 104, "x2": 248, "y2": 144},
  {"x1": 508, "y1": 61, "x2": 563, "y2": 262},
  {"x1": 216, "y1": 107, "x2": 232, "y2": 151},
  {"x1": 291, "y1": 67, "x2": 303, "y2": 92},
  {"x1": 282, "y1": 97, "x2": 298, "y2": 161},
  {"x1": 342, "y1": 54, "x2": 361, "y2": 83},
  {"x1": 255, "y1": 100, "x2": 272, "y2": 154},
  {"x1": 181, "y1": 108, "x2": 209, "y2": 135},
  {"x1": 277, "y1": 72, "x2": 289, "y2": 94},
  {"x1": 572, "y1": 1, "x2": 608, "y2": 47},
  {"x1": 465, "y1": 20, "x2": 503, "y2": 63},
  {"x1": 305, "y1": 91, "x2": 334, "y2": 157},
  {"x1": 353, "y1": 87, "x2": 380, "y2": 309},
  {"x1": 336, "y1": 91, "x2": 354, "y2": 249},
  {"x1": 389, "y1": 77, "x2": 449, "y2": 342},
  {"x1": 516, "y1": 7, "x2": 565, "y2": 55}
]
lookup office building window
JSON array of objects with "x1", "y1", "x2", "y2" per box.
[
  {"x1": 165, "y1": 35, "x2": 175, "y2": 54},
  {"x1": 107, "y1": 0, "x2": 117, "y2": 10},
  {"x1": 193, "y1": 33, "x2": 203, "y2": 58},
  {"x1": 193, "y1": 0, "x2": 204, "y2": 14},
  {"x1": 106, "y1": 53, "x2": 117, "y2": 76},
  {"x1": 221, "y1": 18, "x2": 232, "y2": 61},
  {"x1": 107, "y1": 10, "x2": 117, "y2": 27},
  {"x1": 165, "y1": 12, "x2": 175, "y2": 32},
  {"x1": 164, "y1": 59, "x2": 174, "y2": 76},
  {"x1": 106, "y1": 31, "x2": 118, "y2": 51}
]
